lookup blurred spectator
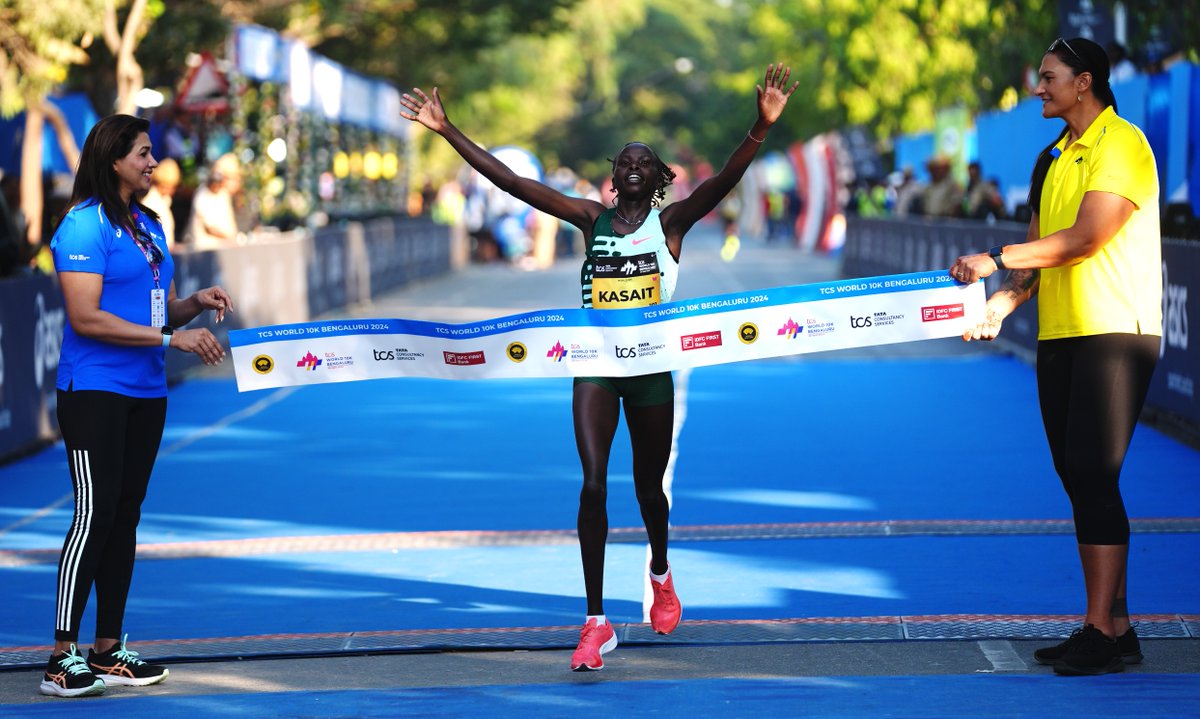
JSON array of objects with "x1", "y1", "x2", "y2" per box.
[
  {"x1": 557, "y1": 177, "x2": 599, "y2": 256},
  {"x1": 920, "y1": 156, "x2": 964, "y2": 218},
  {"x1": 1107, "y1": 42, "x2": 1138, "y2": 84},
  {"x1": 525, "y1": 209, "x2": 558, "y2": 270},
  {"x1": 765, "y1": 189, "x2": 788, "y2": 241},
  {"x1": 140, "y1": 158, "x2": 181, "y2": 248},
  {"x1": 852, "y1": 178, "x2": 888, "y2": 217},
  {"x1": 431, "y1": 178, "x2": 465, "y2": 226},
  {"x1": 455, "y1": 165, "x2": 500, "y2": 262},
  {"x1": 719, "y1": 193, "x2": 741, "y2": 261},
  {"x1": 187, "y1": 153, "x2": 243, "y2": 248},
  {"x1": 891, "y1": 166, "x2": 924, "y2": 217},
  {"x1": 962, "y1": 161, "x2": 1008, "y2": 221},
  {"x1": 149, "y1": 106, "x2": 198, "y2": 171},
  {"x1": 492, "y1": 208, "x2": 533, "y2": 263},
  {"x1": 421, "y1": 179, "x2": 437, "y2": 215},
  {"x1": 27, "y1": 175, "x2": 69, "y2": 275},
  {"x1": 0, "y1": 172, "x2": 26, "y2": 276}
]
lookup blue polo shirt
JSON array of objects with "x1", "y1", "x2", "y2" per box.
[{"x1": 51, "y1": 200, "x2": 175, "y2": 397}]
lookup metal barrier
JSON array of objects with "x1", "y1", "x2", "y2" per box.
[
  {"x1": 842, "y1": 217, "x2": 1198, "y2": 436},
  {"x1": 0, "y1": 216, "x2": 450, "y2": 463}
]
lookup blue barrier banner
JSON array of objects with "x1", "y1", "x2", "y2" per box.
[
  {"x1": 1152, "y1": 240, "x2": 1199, "y2": 423},
  {"x1": 229, "y1": 271, "x2": 985, "y2": 392},
  {"x1": 0, "y1": 275, "x2": 65, "y2": 459},
  {"x1": 844, "y1": 217, "x2": 1200, "y2": 432}
]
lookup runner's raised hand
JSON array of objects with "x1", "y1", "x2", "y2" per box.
[
  {"x1": 400, "y1": 87, "x2": 447, "y2": 134},
  {"x1": 756, "y1": 63, "x2": 799, "y2": 126}
]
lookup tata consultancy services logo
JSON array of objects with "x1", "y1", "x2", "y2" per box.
[
  {"x1": 546, "y1": 341, "x2": 568, "y2": 362},
  {"x1": 777, "y1": 318, "x2": 803, "y2": 339},
  {"x1": 297, "y1": 352, "x2": 322, "y2": 370}
]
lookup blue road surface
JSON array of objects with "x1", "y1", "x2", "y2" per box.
[
  {"x1": 3, "y1": 360, "x2": 1199, "y2": 645},
  {"x1": 2, "y1": 233, "x2": 1198, "y2": 716}
]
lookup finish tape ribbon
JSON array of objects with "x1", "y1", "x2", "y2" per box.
[{"x1": 229, "y1": 270, "x2": 984, "y2": 392}]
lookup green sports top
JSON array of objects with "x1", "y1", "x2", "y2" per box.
[{"x1": 580, "y1": 208, "x2": 677, "y2": 309}]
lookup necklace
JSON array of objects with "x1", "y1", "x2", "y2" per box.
[{"x1": 614, "y1": 208, "x2": 647, "y2": 226}]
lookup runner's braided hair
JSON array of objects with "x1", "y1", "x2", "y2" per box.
[{"x1": 609, "y1": 142, "x2": 677, "y2": 206}]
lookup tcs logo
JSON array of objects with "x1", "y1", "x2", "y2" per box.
[
  {"x1": 850, "y1": 315, "x2": 873, "y2": 328},
  {"x1": 615, "y1": 345, "x2": 637, "y2": 358}
]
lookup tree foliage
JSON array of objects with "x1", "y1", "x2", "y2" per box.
[
  {"x1": 1, "y1": 0, "x2": 107, "y2": 250},
  {"x1": 0, "y1": 0, "x2": 105, "y2": 116},
  {"x1": 22, "y1": 0, "x2": 1100, "y2": 197},
  {"x1": 394, "y1": 0, "x2": 1057, "y2": 180},
  {"x1": 1099, "y1": 0, "x2": 1200, "y2": 64},
  {"x1": 737, "y1": 0, "x2": 1056, "y2": 141}
]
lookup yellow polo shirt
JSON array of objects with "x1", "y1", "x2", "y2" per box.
[{"x1": 1037, "y1": 106, "x2": 1162, "y2": 340}]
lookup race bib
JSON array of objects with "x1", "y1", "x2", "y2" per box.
[{"x1": 591, "y1": 252, "x2": 661, "y2": 309}]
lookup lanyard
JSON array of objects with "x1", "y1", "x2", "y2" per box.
[{"x1": 128, "y1": 208, "x2": 163, "y2": 288}]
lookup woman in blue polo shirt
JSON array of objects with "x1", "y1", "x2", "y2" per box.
[{"x1": 41, "y1": 115, "x2": 233, "y2": 698}]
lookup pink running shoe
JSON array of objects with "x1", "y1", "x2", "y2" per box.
[
  {"x1": 570, "y1": 618, "x2": 618, "y2": 671},
  {"x1": 650, "y1": 569, "x2": 682, "y2": 635}
]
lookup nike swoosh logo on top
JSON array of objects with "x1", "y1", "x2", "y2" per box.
[{"x1": 630, "y1": 237, "x2": 651, "y2": 245}]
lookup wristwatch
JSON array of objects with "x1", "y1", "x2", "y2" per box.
[
  {"x1": 988, "y1": 245, "x2": 1006, "y2": 270},
  {"x1": 161, "y1": 325, "x2": 174, "y2": 348}
]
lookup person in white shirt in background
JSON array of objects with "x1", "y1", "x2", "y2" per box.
[
  {"x1": 140, "y1": 158, "x2": 181, "y2": 248},
  {"x1": 187, "y1": 153, "x2": 242, "y2": 249}
]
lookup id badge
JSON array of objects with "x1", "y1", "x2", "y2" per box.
[{"x1": 150, "y1": 288, "x2": 166, "y2": 328}]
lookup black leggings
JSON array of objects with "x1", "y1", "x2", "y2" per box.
[
  {"x1": 1036, "y1": 334, "x2": 1158, "y2": 545},
  {"x1": 54, "y1": 389, "x2": 166, "y2": 642}
]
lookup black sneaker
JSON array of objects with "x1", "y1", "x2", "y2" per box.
[
  {"x1": 1033, "y1": 626, "x2": 1087, "y2": 666},
  {"x1": 39, "y1": 644, "x2": 106, "y2": 697},
  {"x1": 87, "y1": 634, "x2": 169, "y2": 687},
  {"x1": 1036, "y1": 625, "x2": 1144, "y2": 666},
  {"x1": 1116, "y1": 626, "x2": 1144, "y2": 665},
  {"x1": 1053, "y1": 624, "x2": 1125, "y2": 676}
]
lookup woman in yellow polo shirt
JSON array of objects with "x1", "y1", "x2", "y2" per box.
[{"x1": 950, "y1": 37, "x2": 1161, "y2": 677}]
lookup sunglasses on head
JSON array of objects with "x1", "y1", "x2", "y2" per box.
[{"x1": 1047, "y1": 37, "x2": 1082, "y2": 62}]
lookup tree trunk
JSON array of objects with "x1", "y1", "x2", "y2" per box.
[
  {"x1": 20, "y1": 98, "x2": 45, "y2": 253},
  {"x1": 41, "y1": 100, "x2": 81, "y2": 172},
  {"x1": 109, "y1": 0, "x2": 148, "y2": 115}
]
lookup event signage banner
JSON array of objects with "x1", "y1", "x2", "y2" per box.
[
  {"x1": 1151, "y1": 239, "x2": 1197, "y2": 422},
  {"x1": 0, "y1": 274, "x2": 66, "y2": 459},
  {"x1": 229, "y1": 270, "x2": 985, "y2": 392}
]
